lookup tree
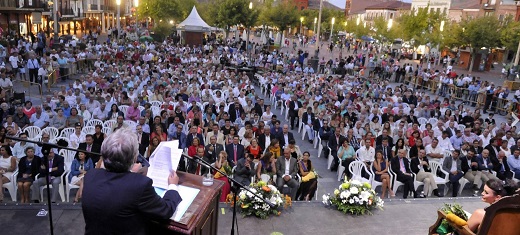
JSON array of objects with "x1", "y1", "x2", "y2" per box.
[
  {"x1": 500, "y1": 15, "x2": 520, "y2": 57},
  {"x1": 371, "y1": 16, "x2": 399, "y2": 44},
  {"x1": 460, "y1": 15, "x2": 501, "y2": 72},
  {"x1": 137, "y1": 0, "x2": 197, "y2": 23},
  {"x1": 398, "y1": 7, "x2": 445, "y2": 52},
  {"x1": 264, "y1": 1, "x2": 299, "y2": 45}
]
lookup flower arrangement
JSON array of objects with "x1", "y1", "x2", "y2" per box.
[
  {"x1": 436, "y1": 204, "x2": 469, "y2": 235},
  {"x1": 322, "y1": 178, "x2": 384, "y2": 215},
  {"x1": 227, "y1": 181, "x2": 290, "y2": 219}
]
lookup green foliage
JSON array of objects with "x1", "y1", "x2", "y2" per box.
[
  {"x1": 137, "y1": 0, "x2": 197, "y2": 22},
  {"x1": 345, "y1": 18, "x2": 370, "y2": 38},
  {"x1": 201, "y1": 0, "x2": 258, "y2": 35},
  {"x1": 152, "y1": 22, "x2": 173, "y2": 41},
  {"x1": 371, "y1": 16, "x2": 399, "y2": 43},
  {"x1": 460, "y1": 15, "x2": 501, "y2": 51},
  {"x1": 500, "y1": 15, "x2": 520, "y2": 51},
  {"x1": 263, "y1": 1, "x2": 299, "y2": 45},
  {"x1": 438, "y1": 203, "x2": 469, "y2": 234},
  {"x1": 398, "y1": 7, "x2": 446, "y2": 48}
]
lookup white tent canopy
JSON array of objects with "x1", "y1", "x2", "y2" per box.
[{"x1": 177, "y1": 6, "x2": 211, "y2": 32}]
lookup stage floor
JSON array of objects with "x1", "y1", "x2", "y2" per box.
[{"x1": 1, "y1": 198, "x2": 485, "y2": 235}]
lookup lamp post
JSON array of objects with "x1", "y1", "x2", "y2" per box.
[
  {"x1": 134, "y1": 0, "x2": 139, "y2": 28},
  {"x1": 116, "y1": 0, "x2": 121, "y2": 33},
  {"x1": 300, "y1": 17, "x2": 304, "y2": 35},
  {"x1": 53, "y1": 0, "x2": 59, "y2": 45},
  {"x1": 330, "y1": 17, "x2": 335, "y2": 42},
  {"x1": 311, "y1": 0, "x2": 323, "y2": 72},
  {"x1": 313, "y1": 17, "x2": 317, "y2": 35},
  {"x1": 247, "y1": 2, "x2": 252, "y2": 63}
]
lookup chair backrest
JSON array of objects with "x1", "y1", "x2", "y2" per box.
[
  {"x1": 458, "y1": 124, "x2": 466, "y2": 131},
  {"x1": 428, "y1": 118, "x2": 438, "y2": 126},
  {"x1": 86, "y1": 119, "x2": 103, "y2": 127},
  {"x1": 42, "y1": 127, "x2": 59, "y2": 140},
  {"x1": 103, "y1": 127, "x2": 113, "y2": 136},
  {"x1": 479, "y1": 194, "x2": 520, "y2": 235},
  {"x1": 82, "y1": 126, "x2": 95, "y2": 135},
  {"x1": 429, "y1": 161, "x2": 442, "y2": 176},
  {"x1": 138, "y1": 106, "x2": 145, "y2": 113},
  {"x1": 60, "y1": 127, "x2": 75, "y2": 138},
  {"x1": 124, "y1": 120, "x2": 138, "y2": 131},
  {"x1": 103, "y1": 120, "x2": 116, "y2": 129},
  {"x1": 23, "y1": 126, "x2": 42, "y2": 139},
  {"x1": 349, "y1": 161, "x2": 368, "y2": 181},
  {"x1": 260, "y1": 174, "x2": 271, "y2": 182},
  {"x1": 119, "y1": 105, "x2": 129, "y2": 115},
  {"x1": 59, "y1": 149, "x2": 76, "y2": 162},
  {"x1": 151, "y1": 106, "x2": 161, "y2": 117},
  {"x1": 150, "y1": 101, "x2": 162, "y2": 107}
]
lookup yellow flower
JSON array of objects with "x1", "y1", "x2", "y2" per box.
[
  {"x1": 257, "y1": 181, "x2": 267, "y2": 187},
  {"x1": 341, "y1": 183, "x2": 350, "y2": 189},
  {"x1": 241, "y1": 204, "x2": 249, "y2": 209},
  {"x1": 334, "y1": 189, "x2": 340, "y2": 195},
  {"x1": 364, "y1": 182, "x2": 371, "y2": 189}
]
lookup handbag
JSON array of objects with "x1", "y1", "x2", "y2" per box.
[{"x1": 301, "y1": 171, "x2": 315, "y2": 182}]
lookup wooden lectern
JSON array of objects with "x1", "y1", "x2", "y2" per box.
[{"x1": 150, "y1": 171, "x2": 224, "y2": 235}]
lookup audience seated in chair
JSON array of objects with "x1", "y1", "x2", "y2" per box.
[
  {"x1": 31, "y1": 148, "x2": 64, "y2": 203},
  {"x1": 0, "y1": 146, "x2": 16, "y2": 202},
  {"x1": 373, "y1": 150, "x2": 394, "y2": 199},
  {"x1": 17, "y1": 147, "x2": 41, "y2": 203},
  {"x1": 390, "y1": 149, "x2": 421, "y2": 198},
  {"x1": 69, "y1": 152, "x2": 94, "y2": 203},
  {"x1": 234, "y1": 153, "x2": 255, "y2": 186},
  {"x1": 295, "y1": 151, "x2": 317, "y2": 201},
  {"x1": 256, "y1": 152, "x2": 276, "y2": 183},
  {"x1": 214, "y1": 151, "x2": 231, "y2": 202},
  {"x1": 275, "y1": 148, "x2": 299, "y2": 200},
  {"x1": 442, "y1": 150, "x2": 465, "y2": 197}
]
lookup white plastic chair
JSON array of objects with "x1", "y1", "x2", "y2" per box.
[
  {"x1": 81, "y1": 126, "x2": 95, "y2": 135},
  {"x1": 428, "y1": 118, "x2": 438, "y2": 126},
  {"x1": 458, "y1": 124, "x2": 466, "y2": 131},
  {"x1": 429, "y1": 161, "x2": 450, "y2": 196},
  {"x1": 418, "y1": 117, "x2": 428, "y2": 126},
  {"x1": 86, "y1": 119, "x2": 103, "y2": 127},
  {"x1": 60, "y1": 127, "x2": 75, "y2": 138},
  {"x1": 59, "y1": 149, "x2": 77, "y2": 163},
  {"x1": 124, "y1": 120, "x2": 138, "y2": 131},
  {"x1": 337, "y1": 158, "x2": 346, "y2": 181},
  {"x1": 326, "y1": 146, "x2": 334, "y2": 170},
  {"x1": 368, "y1": 162, "x2": 383, "y2": 191},
  {"x1": 119, "y1": 105, "x2": 129, "y2": 115},
  {"x1": 387, "y1": 165, "x2": 405, "y2": 195},
  {"x1": 260, "y1": 174, "x2": 271, "y2": 183},
  {"x1": 150, "y1": 101, "x2": 162, "y2": 107},
  {"x1": 151, "y1": 106, "x2": 161, "y2": 117},
  {"x1": 2, "y1": 170, "x2": 18, "y2": 201},
  {"x1": 37, "y1": 171, "x2": 66, "y2": 202},
  {"x1": 103, "y1": 120, "x2": 116, "y2": 129},
  {"x1": 348, "y1": 161, "x2": 372, "y2": 184},
  {"x1": 138, "y1": 106, "x2": 145, "y2": 113},
  {"x1": 42, "y1": 127, "x2": 59, "y2": 140},
  {"x1": 103, "y1": 127, "x2": 113, "y2": 136},
  {"x1": 23, "y1": 126, "x2": 42, "y2": 139}
]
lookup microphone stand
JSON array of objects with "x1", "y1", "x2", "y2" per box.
[
  {"x1": 6, "y1": 136, "x2": 102, "y2": 235},
  {"x1": 180, "y1": 153, "x2": 274, "y2": 235}
]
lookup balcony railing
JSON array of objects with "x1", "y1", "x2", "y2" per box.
[
  {"x1": 14, "y1": 0, "x2": 47, "y2": 9},
  {"x1": 89, "y1": 4, "x2": 115, "y2": 11}
]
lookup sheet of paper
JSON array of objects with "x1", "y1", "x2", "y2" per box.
[
  {"x1": 154, "y1": 185, "x2": 200, "y2": 222},
  {"x1": 147, "y1": 140, "x2": 182, "y2": 189}
]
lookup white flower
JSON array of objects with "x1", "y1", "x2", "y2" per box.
[
  {"x1": 322, "y1": 195, "x2": 330, "y2": 205},
  {"x1": 239, "y1": 191, "x2": 247, "y2": 200},
  {"x1": 350, "y1": 187, "x2": 359, "y2": 195},
  {"x1": 353, "y1": 196, "x2": 359, "y2": 202},
  {"x1": 250, "y1": 188, "x2": 257, "y2": 194},
  {"x1": 351, "y1": 179, "x2": 361, "y2": 186},
  {"x1": 268, "y1": 185, "x2": 278, "y2": 193},
  {"x1": 340, "y1": 191, "x2": 348, "y2": 199},
  {"x1": 358, "y1": 200, "x2": 364, "y2": 205},
  {"x1": 349, "y1": 199, "x2": 354, "y2": 204}
]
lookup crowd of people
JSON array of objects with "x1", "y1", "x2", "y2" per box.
[{"x1": 0, "y1": 28, "x2": 518, "y2": 211}]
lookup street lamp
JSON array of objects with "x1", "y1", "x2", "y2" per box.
[
  {"x1": 116, "y1": 0, "x2": 121, "y2": 33},
  {"x1": 330, "y1": 17, "x2": 335, "y2": 41},
  {"x1": 387, "y1": 19, "x2": 393, "y2": 30},
  {"x1": 134, "y1": 0, "x2": 139, "y2": 28},
  {"x1": 313, "y1": 17, "x2": 317, "y2": 35},
  {"x1": 300, "y1": 17, "x2": 304, "y2": 35},
  {"x1": 247, "y1": 2, "x2": 253, "y2": 63}
]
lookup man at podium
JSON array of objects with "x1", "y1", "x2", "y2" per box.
[{"x1": 82, "y1": 128, "x2": 183, "y2": 235}]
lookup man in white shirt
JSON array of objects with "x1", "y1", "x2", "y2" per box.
[
  {"x1": 92, "y1": 103, "x2": 109, "y2": 121},
  {"x1": 12, "y1": 133, "x2": 35, "y2": 159},
  {"x1": 438, "y1": 131, "x2": 454, "y2": 151},
  {"x1": 30, "y1": 106, "x2": 49, "y2": 129},
  {"x1": 426, "y1": 138, "x2": 445, "y2": 162},
  {"x1": 478, "y1": 129, "x2": 492, "y2": 147}
]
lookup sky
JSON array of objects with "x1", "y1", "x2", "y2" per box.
[{"x1": 328, "y1": 0, "x2": 412, "y2": 9}]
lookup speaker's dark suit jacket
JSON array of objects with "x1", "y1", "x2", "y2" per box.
[{"x1": 82, "y1": 169, "x2": 182, "y2": 235}]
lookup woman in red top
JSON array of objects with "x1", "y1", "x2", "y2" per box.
[
  {"x1": 150, "y1": 125, "x2": 167, "y2": 142},
  {"x1": 187, "y1": 137, "x2": 203, "y2": 157},
  {"x1": 246, "y1": 138, "x2": 262, "y2": 160},
  {"x1": 408, "y1": 130, "x2": 420, "y2": 147},
  {"x1": 22, "y1": 101, "x2": 36, "y2": 119}
]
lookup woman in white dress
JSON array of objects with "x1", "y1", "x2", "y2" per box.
[
  {"x1": 261, "y1": 105, "x2": 273, "y2": 123},
  {"x1": 69, "y1": 124, "x2": 86, "y2": 148},
  {"x1": 0, "y1": 146, "x2": 16, "y2": 202},
  {"x1": 78, "y1": 104, "x2": 91, "y2": 122}
]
